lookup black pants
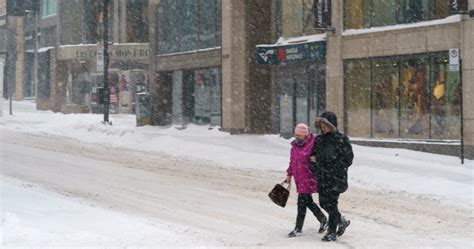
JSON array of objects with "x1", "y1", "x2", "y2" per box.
[
  {"x1": 295, "y1": 194, "x2": 326, "y2": 230},
  {"x1": 319, "y1": 191, "x2": 341, "y2": 233}
]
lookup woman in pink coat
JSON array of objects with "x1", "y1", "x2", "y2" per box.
[{"x1": 285, "y1": 123, "x2": 327, "y2": 237}]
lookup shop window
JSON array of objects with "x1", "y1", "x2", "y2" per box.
[
  {"x1": 156, "y1": 0, "x2": 221, "y2": 54},
  {"x1": 344, "y1": 0, "x2": 452, "y2": 30},
  {"x1": 41, "y1": 0, "x2": 56, "y2": 18},
  {"x1": 180, "y1": 0, "x2": 199, "y2": 51},
  {"x1": 78, "y1": 0, "x2": 114, "y2": 44},
  {"x1": 400, "y1": 57, "x2": 430, "y2": 139},
  {"x1": 344, "y1": 0, "x2": 369, "y2": 29},
  {"x1": 370, "y1": 1, "x2": 397, "y2": 27},
  {"x1": 278, "y1": 67, "x2": 295, "y2": 134},
  {"x1": 70, "y1": 64, "x2": 91, "y2": 106},
  {"x1": 281, "y1": 0, "x2": 323, "y2": 37},
  {"x1": 38, "y1": 51, "x2": 51, "y2": 100},
  {"x1": 173, "y1": 68, "x2": 221, "y2": 126},
  {"x1": 371, "y1": 60, "x2": 399, "y2": 138},
  {"x1": 433, "y1": 0, "x2": 449, "y2": 19},
  {"x1": 430, "y1": 55, "x2": 461, "y2": 139},
  {"x1": 126, "y1": 0, "x2": 148, "y2": 43},
  {"x1": 344, "y1": 53, "x2": 461, "y2": 140},
  {"x1": 344, "y1": 60, "x2": 371, "y2": 137}
]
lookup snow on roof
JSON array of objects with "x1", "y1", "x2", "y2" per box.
[
  {"x1": 38, "y1": 46, "x2": 55, "y2": 52},
  {"x1": 256, "y1": 33, "x2": 327, "y2": 48},
  {"x1": 343, "y1": 15, "x2": 461, "y2": 36},
  {"x1": 157, "y1": 46, "x2": 221, "y2": 57}
]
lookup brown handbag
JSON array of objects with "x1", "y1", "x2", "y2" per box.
[{"x1": 268, "y1": 181, "x2": 291, "y2": 208}]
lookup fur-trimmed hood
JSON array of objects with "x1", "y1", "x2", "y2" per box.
[{"x1": 314, "y1": 111, "x2": 338, "y2": 132}]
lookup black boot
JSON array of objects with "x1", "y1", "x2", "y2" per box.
[
  {"x1": 288, "y1": 227, "x2": 302, "y2": 238},
  {"x1": 337, "y1": 216, "x2": 350, "y2": 237},
  {"x1": 321, "y1": 231, "x2": 337, "y2": 242},
  {"x1": 318, "y1": 216, "x2": 328, "y2": 233}
]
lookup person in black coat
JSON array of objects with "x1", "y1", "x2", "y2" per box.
[{"x1": 310, "y1": 111, "x2": 354, "y2": 242}]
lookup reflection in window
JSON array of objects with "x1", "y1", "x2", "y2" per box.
[
  {"x1": 344, "y1": 0, "x2": 451, "y2": 29},
  {"x1": 400, "y1": 57, "x2": 429, "y2": 139},
  {"x1": 42, "y1": 0, "x2": 57, "y2": 18},
  {"x1": 344, "y1": 0, "x2": 368, "y2": 29},
  {"x1": 372, "y1": 60, "x2": 399, "y2": 138},
  {"x1": 82, "y1": 0, "x2": 114, "y2": 44},
  {"x1": 281, "y1": 0, "x2": 323, "y2": 37},
  {"x1": 344, "y1": 53, "x2": 461, "y2": 140},
  {"x1": 344, "y1": 60, "x2": 371, "y2": 137},
  {"x1": 431, "y1": 55, "x2": 461, "y2": 139},
  {"x1": 156, "y1": 0, "x2": 221, "y2": 54},
  {"x1": 127, "y1": 0, "x2": 149, "y2": 43}
]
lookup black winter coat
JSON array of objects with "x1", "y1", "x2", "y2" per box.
[{"x1": 311, "y1": 131, "x2": 354, "y2": 194}]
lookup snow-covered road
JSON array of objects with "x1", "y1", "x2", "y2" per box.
[{"x1": 2, "y1": 130, "x2": 473, "y2": 248}]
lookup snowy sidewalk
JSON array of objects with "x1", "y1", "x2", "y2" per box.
[{"x1": 1, "y1": 100, "x2": 473, "y2": 208}]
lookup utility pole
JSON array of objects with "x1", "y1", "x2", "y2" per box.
[{"x1": 102, "y1": 0, "x2": 110, "y2": 124}]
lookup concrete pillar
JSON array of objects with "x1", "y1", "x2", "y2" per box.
[
  {"x1": 120, "y1": 0, "x2": 127, "y2": 43},
  {"x1": 221, "y1": 0, "x2": 248, "y2": 133},
  {"x1": 14, "y1": 17, "x2": 24, "y2": 101},
  {"x1": 325, "y1": 0, "x2": 344, "y2": 127},
  {"x1": 461, "y1": 3, "x2": 474, "y2": 158},
  {"x1": 221, "y1": 0, "x2": 273, "y2": 134},
  {"x1": 148, "y1": 0, "x2": 159, "y2": 125},
  {"x1": 113, "y1": 0, "x2": 120, "y2": 43}
]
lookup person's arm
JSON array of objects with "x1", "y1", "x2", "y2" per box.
[
  {"x1": 285, "y1": 148, "x2": 295, "y2": 183},
  {"x1": 336, "y1": 134, "x2": 354, "y2": 168}
]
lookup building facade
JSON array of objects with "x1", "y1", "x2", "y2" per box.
[
  {"x1": 3, "y1": 0, "x2": 150, "y2": 113},
  {"x1": 149, "y1": 0, "x2": 274, "y2": 134},
  {"x1": 0, "y1": 0, "x2": 5, "y2": 100},
  {"x1": 149, "y1": 0, "x2": 474, "y2": 158},
  {"x1": 257, "y1": 0, "x2": 473, "y2": 158},
  {"x1": 4, "y1": 0, "x2": 472, "y2": 158},
  {"x1": 36, "y1": 0, "x2": 150, "y2": 113}
]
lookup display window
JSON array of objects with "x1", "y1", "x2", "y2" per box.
[{"x1": 344, "y1": 52, "x2": 461, "y2": 140}]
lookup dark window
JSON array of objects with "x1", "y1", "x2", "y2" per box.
[
  {"x1": 126, "y1": 0, "x2": 148, "y2": 43},
  {"x1": 38, "y1": 51, "x2": 51, "y2": 99},
  {"x1": 156, "y1": 0, "x2": 221, "y2": 54}
]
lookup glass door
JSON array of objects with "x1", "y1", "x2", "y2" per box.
[{"x1": 278, "y1": 63, "x2": 323, "y2": 137}]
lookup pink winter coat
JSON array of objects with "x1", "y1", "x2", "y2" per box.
[{"x1": 287, "y1": 134, "x2": 318, "y2": 194}]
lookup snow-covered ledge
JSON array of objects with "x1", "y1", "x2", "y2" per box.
[
  {"x1": 342, "y1": 14, "x2": 461, "y2": 36},
  {"x1": 257, "y1": 33, "x2": 326, "y2": 47}
]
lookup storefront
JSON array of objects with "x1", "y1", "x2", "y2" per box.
[
  {"x1": 344, "y1": 52, "x2": 461, "y2": 140},
  {"x1": 54, "y1": 44, "x2": 149, "y2": 114},
  {"x1": 343, "y1": 0, "x2": 458, "y2": 29},
  {"x1": 158, "y1": 67, "x2": 221, "y2": 127},
  {"x1": 257, "y1": 36, "x2": 326, "y2": 137}
]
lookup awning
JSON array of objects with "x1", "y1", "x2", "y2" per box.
[{"x1": 256, "y1": 34, "x2": 326, "y2": 65}]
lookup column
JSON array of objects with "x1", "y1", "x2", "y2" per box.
[{"x1": 325, "y1": 0, "x2": 344, "y2": 127}]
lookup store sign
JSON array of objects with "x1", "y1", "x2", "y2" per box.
[
  {"x1": 314, "y1": 0, "x2": 331, "y2": 29},
  {"x1": 449, "y1": 0, "x2": 468, "y2": 13},
  {"x1": 58, "y1": 44, "x2": 150, "y2": 61},
  {"x1": 256, "y1": 41, "x2": 326, "y2": 65},
  {"x1": 449, "y1": 48, "x2": 460, "y2": 72},
  {"x1": 78, "y1": 48, "x2": 150, "y2": 60}
]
